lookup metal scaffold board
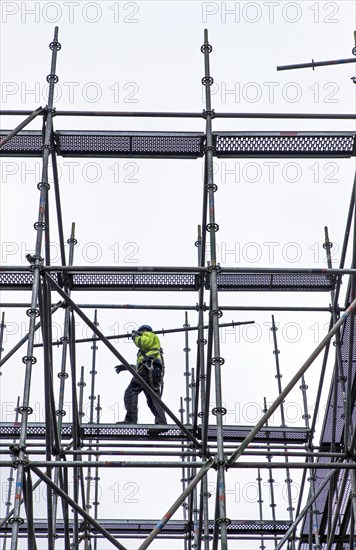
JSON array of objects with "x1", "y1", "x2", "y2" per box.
[
  {"x1": 0, "y1": 271, "x2": 335, "y2": 292},
  {"x1": 0, "y1": 130, "x2": 355, "y2": 158},
  {"x1": 0, "y1": 423, "x2": 310, "y2": 443}
]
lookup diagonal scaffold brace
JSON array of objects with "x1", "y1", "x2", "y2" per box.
[
  {"x1": 226, "y1": 296, "x2": 356, "y2": 468},
  {"x1": 0, "y1": 106, "x2": 43, "y2": 149},
  {"x1": 30, "y1": 466, "x2": 128, "y2": 550}
]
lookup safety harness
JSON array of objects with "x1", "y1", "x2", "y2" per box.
[{"x1": 137, "y1": 347, "x2": 165, "y2": 392}]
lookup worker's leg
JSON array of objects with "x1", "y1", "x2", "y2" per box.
[
  {"x1": 144, "y1": 366, "x2": 167, "y2": 424},
  {"x1": 123, "y1": 377, "x2": 143, "y2": 423},
  {"x1": 145, "y1": 391, "x2": 167, "y2": 424}
]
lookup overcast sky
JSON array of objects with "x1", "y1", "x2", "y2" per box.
[{"x1": 1, "y1": 2, "x2": 356, "y2": 549}]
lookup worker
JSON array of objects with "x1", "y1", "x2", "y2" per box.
[{"x1": 115, "y1": 325, "x2": 168, "y2": 432}]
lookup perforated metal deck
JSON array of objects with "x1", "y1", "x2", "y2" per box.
[
  {"x1": 0, "y1": 271, "x2": 335, "y2": 292},
  {"x1": 68, "y1": 272, "x2": 200, "y2": 291},
  {"x1": 0, "y1": 130, "x2": 355, "y2": 158},
  {"x1": 0, "y1": 519, "x2": 291, "y2": 538},
  {"x1": 0, "y1": 130, "x2": 204, "y2": 158},
  {"x1": 213, "y1": 272, "x2": 334, "y2": 292},
  {"x1": 213, "y1": 131, "x2": 356, "y2": 158},
  {"x1": 56, "y1": 131, "x2": 205, "y2": 158},
  {"x1": 0, "y1": 423, "x2": 309, "y2": 443},
  {"x1": 0, "y1": 272, "x2": 61, "y2": 290}
]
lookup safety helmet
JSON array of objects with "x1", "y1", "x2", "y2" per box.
[{"x1": 138, "y1": 324, "x2": 152, "y2": 332}]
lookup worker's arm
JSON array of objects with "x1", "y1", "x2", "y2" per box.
[{"x1": 133, "y1": 331, "x2": 159, "y2": 353}]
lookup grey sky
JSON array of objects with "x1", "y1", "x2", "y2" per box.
[{"x1": 1, "y1": 1, "x2": 356, "y2": 548}]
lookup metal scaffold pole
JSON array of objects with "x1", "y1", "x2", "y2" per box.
[
  {"x1": 269, "y1": 317, "x2": 296, "y2": 549},
  {"x1": 201, "y1": 28, "x2": 229, "y2": 549},
  {"x1": 2, "y1": 395, "x2": 19, "y2": 550},
  {"x1": 9, "y1": 27, "x2": 61, "y2": 550}
]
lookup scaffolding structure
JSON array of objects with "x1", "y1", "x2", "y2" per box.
[{"x1": 1, "y1": 27, "x2": 356, "y2": 549}]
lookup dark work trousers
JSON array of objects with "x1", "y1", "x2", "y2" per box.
[{"x1": 123, "y1": 364, "x2": 167, "y2": 424}]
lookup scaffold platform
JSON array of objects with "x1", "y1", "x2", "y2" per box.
[
  {"x1": 0, "y1": 271, "x2": 335, "y2": 292},
  {"x1": 0, "y1": 519, "x2": 292, "y2": 538},
  {"x1": 0, "y1": 130, "x2": 355, "y2": 158},
  {"x1": 0, "y1": 423, "x2": 310, "y2": 444}
]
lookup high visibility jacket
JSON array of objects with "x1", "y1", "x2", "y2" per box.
[{"x1": 133, "y1": 331, "x2": 162, "y2": 366}]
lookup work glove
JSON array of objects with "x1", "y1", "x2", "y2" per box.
[
  {"x1": 131, "y1": 330, "x2": 140, "y2": 340},
  {"x1": 115, "y1": 364, "x2": 126, "y2": 374},
  {"x1": 115, "y1": 364, "x2": 135, "y2": 374}
]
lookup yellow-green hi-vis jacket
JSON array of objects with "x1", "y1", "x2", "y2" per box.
[{"x1": 133, "y1": 332, "x2": 162, "y2": 366}]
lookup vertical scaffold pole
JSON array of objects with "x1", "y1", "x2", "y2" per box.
[
  {"x1": 52, "y1": 224, "x2": 76, "y2": 545},
  {"x1": 262, "y1": 397, "x2": 278, "y2": 549},
  {"x1": 93, "y1": 394, "x2": 102, "y2": 550},
  {"x1": 9, "y1": 26, "x2": 60, "y2": 550},
  {"x1": 201, "y1": 29, "x2": 229, "y2": 548},
  {"x1": 179, "y1": 397, "x2": 189, "y2": 550},
  {"x1": 183, "y1": 312, "x2": 191, "y2": 423},
  {"x1": 2, "y1": 396, "x2": 19, "y2": 550},
  {"x1": 68, "y1": 308, "x2": 84, "y2": 548},
  {"x1": 85, "y1": 309, "x2": 99, "y2": 545},
  {"x1": 194, "y1": 220, "x2": 211, "y2": 549},
  {"x1": 183, "y1": 313, "x2": 198, "y2": 548},
  {"x1": 270, "y1": 317, "x2": 295, "y2": 549},
  {"x1": 38, "y1": 273, "x2": 56, "y2": 549},
  {"x1": 78, "y1": 366, "x2": 85, "y2": 423},
  {"x1": 256, "y1": 468, "x2": 265, "y2": 550}
]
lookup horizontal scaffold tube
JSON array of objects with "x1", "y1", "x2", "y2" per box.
[
  {"x1": 33, "y1": 320, "x2": 254, "y2": 348},
  {"x1": 0, "y1": 460, "x2": 353, "y2": 470},
  {"x1": 3, "y1": 265, "x2": 356, "y2": 275},
  {"x1": 1, "y1": 109, "x2": 355, "y2": 119}
]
